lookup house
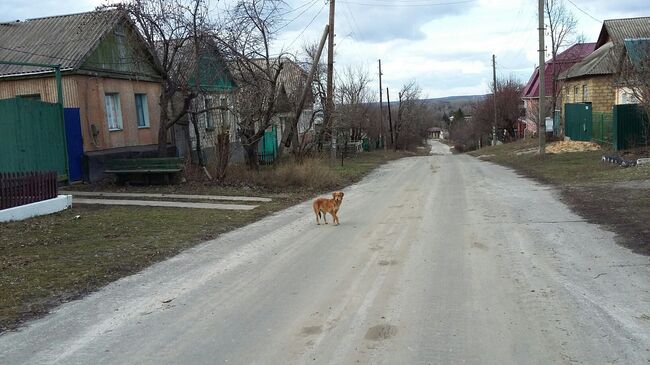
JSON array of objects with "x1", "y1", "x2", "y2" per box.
[
  {"x1": 427, "y1": 127, "x2": 442, "y2": 139},
  {"x1": 521, "y1": 42, "x2": 596, "y2": 134},
  {"x1": 228, "y1": 57, "x2": 314, "y2": 161},
  {"x1": 0, "y1": 10, "x2": 165, "y2": 182},
  {"x1": 169, "y1": 40, "x2": 238, "y2": 164},
  {"x1": 562, "y1": 17, "x2": 650, "y2": 114}
]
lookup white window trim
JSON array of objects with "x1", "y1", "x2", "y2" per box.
[{"x1": 104, "y1": 93, "x2": 123, "y2": 131}]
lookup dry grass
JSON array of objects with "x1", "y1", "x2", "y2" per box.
[{"x1": 223, "y1": 158, "x2": 340, "y2": 192}]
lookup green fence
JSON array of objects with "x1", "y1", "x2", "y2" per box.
[
  {"x1": 592, "y1": 112, "x2": 614, "y2": 146},
  {"x1": 0, "y1": 98, "x2": 68, "y2": 178},
  {"x1": 564, "y1": 103, "x2": 593, "y2": 141},
  {"x1": 613, "y1": 104, "x2": 649, "y2": 150}
]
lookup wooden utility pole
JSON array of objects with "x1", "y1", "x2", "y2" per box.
[
  {"x1": 378, "y1": 59, "x2": 386, "y2": 150},
  {"x1": 386, "y1": 87, "x2": 394, "y2": 145},
  {"x1": 538, "y1": 0, "x2": 546, "y2": 155},
  {"x1": 280, "y1": 25, "x2": 329, "y2": 154},
  {"x1": 327, "y1": 0, "x2": 336, "y2": 161},
  {"x1": 492, "y1": 54, "x2": 498, "y2": 146}
]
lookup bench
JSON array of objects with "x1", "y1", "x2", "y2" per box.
[{"x1": 105, "y1": 157, "x2": 184, "y2": 185}]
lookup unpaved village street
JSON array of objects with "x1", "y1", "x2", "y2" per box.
[{"x1": 1, "y1": 141, "x2": 649, "y2": 364}]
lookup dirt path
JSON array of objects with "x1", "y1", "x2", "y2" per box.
[{"x1": 1, "y1": 141, "x2": 648, "y2": 364}]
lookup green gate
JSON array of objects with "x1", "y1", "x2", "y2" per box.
[
  {"x1": 0, "y1": 98, "x2": 68, "y2": 178},
  {"x1": 258, "y1": 125, "x2": 277, "y2": 164},
  {"x1": 564, "y1": 103, "x2": 593, "y2": 141},
  {"x1": 613, "y1": 104, "x2": 649, "y2": 150}
]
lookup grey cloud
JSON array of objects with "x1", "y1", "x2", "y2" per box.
[{"x1": 281, "y1": 0, "x2": 476, "y2": 43}]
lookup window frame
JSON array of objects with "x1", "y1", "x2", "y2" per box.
[
  {"x1": 104, "y1": 93, "x2": 123, "y2": 131},
  {"x1": 204, "y1": 97, "x2": 215, "y2": 131},
  {"x1": 135, "y1": 93, "x2": 150, "y2": 128}
]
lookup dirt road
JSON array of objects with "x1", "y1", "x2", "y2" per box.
[{"x1": 1, "y1": 141, "x2": 649, "y2": 364}]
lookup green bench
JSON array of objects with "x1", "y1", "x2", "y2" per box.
[{"x1": 105, "y1": 157, "x2": 184, "y2": 185}]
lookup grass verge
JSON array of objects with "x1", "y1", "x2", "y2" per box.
[
  {"x1": 0, "y1": 149, "x2": 415, "y2": 332},
  {"x1": 469, "y1": 139, "x2": 650, "y2": 255}
]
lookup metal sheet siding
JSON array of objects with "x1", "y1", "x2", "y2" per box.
[
  {"x1": 0, "y1": 98, "x2": 67, "y2": 177},
  {"x1": 0, "y1": 76, "x2": 79, "y2": 107},
  {"x1": 613, "y1": 104, "x2": 649, "y2": 150}
]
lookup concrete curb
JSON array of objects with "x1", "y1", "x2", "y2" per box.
[{"x1": 0, "y1": 195, "x2": 72, "y2": 222}]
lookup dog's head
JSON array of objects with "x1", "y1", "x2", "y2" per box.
[{"x1": 332, "y1": 191, "x2": 344, "y2": 203}]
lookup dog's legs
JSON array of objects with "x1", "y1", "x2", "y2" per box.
[
  {"x1": 315, "y1": 212, "x2": 320, "y2": 225},
  {"x1": 332, "y1": 211, "x2": 339, "y2": 225},
  {"x1": 323, "y1": 211, "x2": 328, "y2": 224}
]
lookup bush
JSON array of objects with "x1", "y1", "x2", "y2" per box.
[{"x1": 219, "y1": 158, "x2": 341, "y2": 192}]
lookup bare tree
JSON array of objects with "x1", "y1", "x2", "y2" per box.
[
  {"x1": 107, "y1": 0, "x2": 214, "y2": 157},
  {"x1": 336, "y1": 65, "x2": 373, "y2": 142},
  {"x1": 394, "y1": 81, "x2": 426, "y2": 150},
  {"x1": 216, "y1": 0, "x2": 287, "y2": 170},
  {"x1": 288, "y1": 41, "x2": 328, "y2": 164},
  {"x1": 545, "y1": 0, "x2": 578, "y2": 130}
]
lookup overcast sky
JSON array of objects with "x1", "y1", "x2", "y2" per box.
[{"x1": 2, "y1": 0, "x2": 648, "y2": 98}]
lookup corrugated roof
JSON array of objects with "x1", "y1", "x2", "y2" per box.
[
  {"x1": 522, "y1": 43, "x2": 596, "y2": 98},
  {"x1": 563, "y1": 42, "x2": 617, "y2": 79},
  {"x1": 0, "y1": 10, "x2": 122, "y2": 77},
  {"x1": 564, "y1": 16, "x2": 650, "y2": 80},
  {"x1": 596, "y1": 16, "x2": 650, "y2": 48}
]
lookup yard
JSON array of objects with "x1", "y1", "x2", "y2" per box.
[
  {"x1": 470, "y1": 139, "x2": 650, "y2": 255},
  {"x1": 0, "y1": 150, "x2": 420, "y2": 332}
]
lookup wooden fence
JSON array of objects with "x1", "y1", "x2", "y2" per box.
[{"x1": 0, "y1": 171, "x2": 58, "y2": 210}]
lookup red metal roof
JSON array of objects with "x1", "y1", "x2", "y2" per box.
[{"x1": 521, "y1": 43, "x2": 596, "y2": 98}]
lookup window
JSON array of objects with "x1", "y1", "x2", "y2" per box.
[
  {"x1": 104, "y1": 93, "x2": 123, "y2": 130},
  {"x1": 574, "y1": 86, "x2": 579, "y2": 102},
  {"x1": 582, "y1": 85, "x2": 589, "y2": 102},
  {"x1": 135, "y1": 94, "x2": 150, "y2": 128},
  {"x1": 18, "y1": 94, "x2": 41, "y2": 100},
  {"x1": 205, "y1": 98, "x2": 215, "y2": 130}
]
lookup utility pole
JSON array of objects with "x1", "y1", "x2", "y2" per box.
[
  {"x1": 386, "y1": 87, "x2": 394, "y2": 145},
  {"x1": 327, "y1": 0, "x2": 336, "y2": 161},
  {"x1": 378, "y1": 59, "x2": 386, "y2": 150},
  {"x1": 492, "y1": 54, "x2": 498, "y2": 146},
  {"x1": 538, "y1": 0, "x2": 546, "y2": 155}
]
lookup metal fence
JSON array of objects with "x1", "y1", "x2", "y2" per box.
[
  {"x1": 613, "y1": 104, "x2": 649, "y2": 150},
  {"x1": 592, "y1": 112, "x2": 614, "y2": 146},
  {"x1": 0, "y1": 171, "x2": 58, "y2": 210},
  {"x1": 0, "y1": 98, "x2": 68, "y2": 179}
]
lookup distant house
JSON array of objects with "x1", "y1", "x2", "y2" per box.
[
  {"x1": 169, "y1": 40, "x2": 238, "y2": 163},
  {"x1": 427, "y1": 127, "x2": 442, "y2": 139},
  {"x1": 562, "y1": 17, "x2": 650, "y2": 114},
  {"x1": 0, "y1": 10, "x2": 164, "y2": 181},
  {"x1": 521, "y1": 42, "x2": 596, "y2": 133},
  {"x1": 228, "y1": 57, "x2": 314, "y2": 158}
]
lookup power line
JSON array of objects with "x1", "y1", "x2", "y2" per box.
[
  {"x1": 339, "y1": 0, "x2": 475, "y2": 7},
  {"x1": 565, "y1": 0, "x2": 601, "y2": 23},
  {"x1": 287, "y1": 2, "x2": 328, "y2": 49},
  {"x1": 276, "y1": 0, "x2": 320, "y2": 31}
]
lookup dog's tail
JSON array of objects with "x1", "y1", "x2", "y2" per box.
[{"x1": 313, "y1": 201, "x2": 321, "y2": 217}]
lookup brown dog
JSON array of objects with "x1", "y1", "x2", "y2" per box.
[{"x1": 313, "y1": 192, "x2": 344, "y2": 225}]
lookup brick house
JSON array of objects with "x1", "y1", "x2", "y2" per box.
[
  {"x1": 521, "y1": 43, "x2": 595, "y2": 134},
  {"x1": 562, "y1": 17, "x2": 650, "y2": 114}
]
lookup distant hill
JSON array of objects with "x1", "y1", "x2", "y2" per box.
[{"x1": 419, "y1": 95, "x2": 485, "y2": 104}]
